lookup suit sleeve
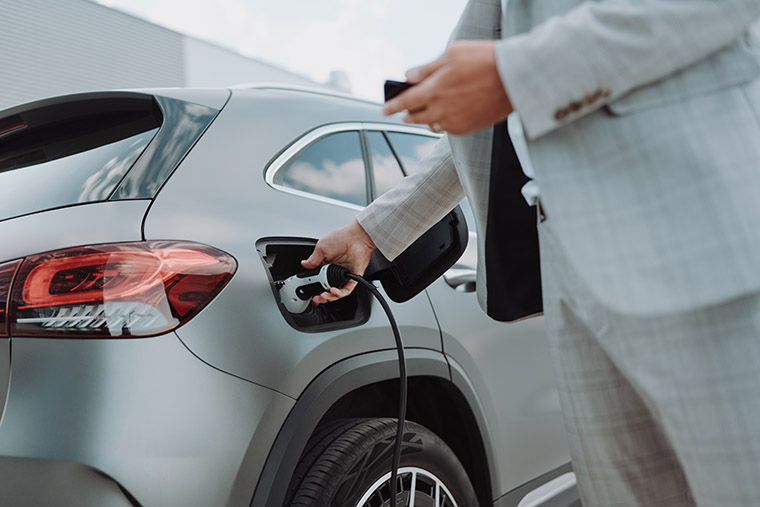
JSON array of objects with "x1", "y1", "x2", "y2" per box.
[
  {"x1": 496, "y1": 0, "x2": 760, "y2": 139},
  {"x1": 356, "y1": 135, "x2": 464, "y2": 260}
]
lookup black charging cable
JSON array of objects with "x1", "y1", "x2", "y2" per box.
[
  {"x1": 278, "y1": 264, "x2": 408, "y2": 506},
  {"x1": 346, "y1": 272, "x2": 407, "y2": 507}
]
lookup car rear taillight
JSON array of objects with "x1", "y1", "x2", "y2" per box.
[
  {"x1": 0, "y1": 260, "x2": 22, "y2": 337},
  {"x1": 7, "y1": 241, "x2": 236, "y2": 338}
]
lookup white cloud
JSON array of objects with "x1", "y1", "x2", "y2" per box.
[{"x1": 285, "y1": 158, "x2": 367, "y2": 205}]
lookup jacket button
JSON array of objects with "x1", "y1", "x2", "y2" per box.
[
  {"x1": 554, "y1": 107, "x2": 569, "y2": 120},
  {"x1": 569, "y1": 100, "x2": 583, "y2": 112}
]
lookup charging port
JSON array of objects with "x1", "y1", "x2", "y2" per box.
[{"x1": 256, "y1": 238, "x2": 370, "y2": 333}]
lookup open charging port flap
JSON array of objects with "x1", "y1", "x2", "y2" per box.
[{"x1": 256, "y1": 238, "x2": 370, "y2": 333}]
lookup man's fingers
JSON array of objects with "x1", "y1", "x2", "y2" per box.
[
  {"x1": 403, "y1": 104, "x2": 442, "y2": 126},
  {"x1": 383, "y1": 57, "x2": 444, "y2": 116},
  {"x1": 312, "y1": 293, "x2": 335, "y2": 305},
  {"x1": 333, "y1": 280, "x2": 356, "y2": 297},
  {"x1": 301, "y1": 248, "x2": 324, "y2": 269},
  {"x1": 406, "y1": 57, "x2": 443, "y2": 84},
  {"x1": 383, "y1": 94, "x2": 415, "y2": 116},
  {"x1": 383, "y1": 78, "x2": 437, "y2": 116},
  {"x1": 311, "y1": 289, "x2": 346, "y2": 305},
  {"x1": 311, "y1": 280, "x2": 356, "y2": 306}
]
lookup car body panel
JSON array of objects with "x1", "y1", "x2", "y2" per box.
[
  {"x1": 127, "y1": 88, "x2": 231, "y2": 110},
  {"x1": 144, "y1": 89, "x2": 442, "y2": 395},
  {"x1": 445, "y1": 331, "x2": 570, "y2": 496},
  {"x1": 0, "y1": 457, "x2": 136, "y2": 507},
  {"x1": 0, "y1": 333, "x2": 289, "y2": 507},
  {"x1": 0, "y1": 200, "x2": 150, "y2": 262}
]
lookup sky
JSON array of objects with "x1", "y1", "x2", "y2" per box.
[{"x1": 96, "y1": 0, "x2": 468, "y2": 101}]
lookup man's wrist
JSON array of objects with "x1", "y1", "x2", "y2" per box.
[{"x1": 350, "y1": 218, "x2": 377, "y2": 251}]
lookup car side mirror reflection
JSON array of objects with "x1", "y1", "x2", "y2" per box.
[{"x1": 364, "y1": 205, "x2": 469, "y2": 302}]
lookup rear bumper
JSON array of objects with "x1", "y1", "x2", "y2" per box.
[
  {"x1": 0, "y1": 457, "x2": 135, "y2": 507},
  {"x1": 0, "y1": 332, "x2": 290, "y2": 507}
]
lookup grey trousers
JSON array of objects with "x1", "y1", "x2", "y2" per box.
[{"x1": 537, "y1": 218, "x2": 760, "y2": 506}]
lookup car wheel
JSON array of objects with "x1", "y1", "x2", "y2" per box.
[{"x1": 285, "y1": 418, "x2": 479, "y2": 507}]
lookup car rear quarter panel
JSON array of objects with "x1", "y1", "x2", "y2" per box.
[
  {"x1": 143, "y1": 89, "x2": 443, "y2": 397},
  {"x1": 0, "y1": 200, "x2": 151, "y2": 419},
  {"x1": 0, "y1": 200, "x2": 151, "y2": 263},
  {"x1": 0, "y1": 332, "x2": 290, "y2": 507}
]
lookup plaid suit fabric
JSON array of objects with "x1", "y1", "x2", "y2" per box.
[
  {"x1": 355, "y1": 0, "x2": 760, "y2": 504},
  {"x1": 359, "y1": 0, "x2": 760, "y2": 316},
  {"x1": 539, "y1": 218, "x2": 760, "y2": 506}
]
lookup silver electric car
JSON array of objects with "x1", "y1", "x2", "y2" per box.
[{"x1": 0, "y1": 85, "x2": 578, "y2": 507}]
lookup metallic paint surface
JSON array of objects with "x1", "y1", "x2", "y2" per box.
[
  {"x1": 144, "y1": 90, "x2": 443, "y2": 395},
  {"x1": 130, "y1": 88, "x2": 231, "y2": 110},
  {"x1": 0, "y1": 333, "x2": 286, "y2": 507},
  {"x1": 0, "y1": 457, "x2": 135, "y2": 506},
  {"x1": 0, "y1": 200, "x2": 151, "y2": 262}
]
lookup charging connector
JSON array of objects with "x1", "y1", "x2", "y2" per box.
[{"x1": 277, "y1": 264, "x2": 353, "y2": 313}]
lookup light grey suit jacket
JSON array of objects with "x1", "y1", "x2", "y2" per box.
[{"x1": 357, "y1": 0, "x2": 760, "y2": 316}]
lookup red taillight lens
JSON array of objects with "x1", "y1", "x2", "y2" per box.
[
  {"x1": 0, "y1": 260, "x2": 22, "y2": 337},
  {"x1": 9, "y1": 241, "x2": 236, "y2": 338}
]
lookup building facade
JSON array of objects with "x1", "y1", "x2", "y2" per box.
[{"x1": 0, "y1": 0, "x2": 339, "y2": 111}]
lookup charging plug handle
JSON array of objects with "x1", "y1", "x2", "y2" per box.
[{"x1": 278, "y1": 264, "x2": 351, "y2": 314}]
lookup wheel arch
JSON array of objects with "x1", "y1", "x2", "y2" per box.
[{"x1": 249, "y1": 348, "x2": 496, "y2": 507}]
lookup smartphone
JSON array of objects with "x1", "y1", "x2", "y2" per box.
[{"x1": 384, "y1": 80, "x2": 413, "y2": 102}]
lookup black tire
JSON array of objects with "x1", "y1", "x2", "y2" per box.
[{"x1": 285, "y1": 418, "x2": 479, "y2": 507}]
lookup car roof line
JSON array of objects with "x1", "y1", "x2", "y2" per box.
[{"x1": 229, "y1": 82, "x2": 381, "y2": 106}]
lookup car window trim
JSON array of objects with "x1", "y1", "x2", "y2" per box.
[
  {"x1": 382, "y1": 130, "x2": 408, "y2": 178},
  {"x1": 358, "y1": 130, "x2": 374, "y2": 204},
  {"x1": 365, "y1": 130, "x2": 408, "y2": 202},
  {"x1": 264, "y1": 122, "x2": 440, "y2": 211}
]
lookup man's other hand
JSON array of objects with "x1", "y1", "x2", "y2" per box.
[
  {"x1": 301, "y1": 219, "x2": 377, "y2": 305},
  {"x1": 382, "y1": 40, "x2": 513, "y2": 135}
]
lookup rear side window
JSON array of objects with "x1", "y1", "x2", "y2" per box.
[
  {"x1": 366, "y1": 131, "x2": 404, "y2": 198},
  {"x1": 272, "y1": 131, "x2": 367, "y2": 206},
  {"x1": 385, "y1": 131, "x2": 475, "y2": 232},
  {"x1": 385, "y1": 132, "x2": 438, "y2": 175},
  {"x1": 0, "y1": 94, "x2": 161, "y2": 221}
]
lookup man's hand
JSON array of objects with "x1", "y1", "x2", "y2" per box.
[
  {"x1": 383, "y1": 41, "x2": 513, "y2": 135},
  {"x1": 301, "y1": 219, "x2": 377, "y2": 305}
]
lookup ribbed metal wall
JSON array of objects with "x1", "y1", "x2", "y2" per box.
[{"x1": 0, "y1": 0, "x2": 184, "y2": 110}]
